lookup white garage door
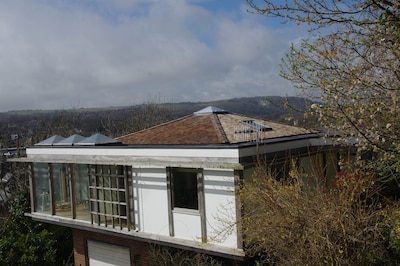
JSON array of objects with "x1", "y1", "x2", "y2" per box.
[{"x1": 88, "y1": 240, "x2": 130, "y2": 266}]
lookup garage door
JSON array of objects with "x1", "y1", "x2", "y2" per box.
[{"x1": 88, "y1": 240, "x2": 130, "y2": 266}]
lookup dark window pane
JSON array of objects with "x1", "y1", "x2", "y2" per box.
[{"x1": 172, "y1": 169, "x2": 198, "y2": 210}]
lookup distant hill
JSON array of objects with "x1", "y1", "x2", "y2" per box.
[
  {"x1": 164, "y1": 96, "x2": 311, "y2": 121},
  {"x1": 1, "y1": 96, "x2": 311, "y2": 120}
]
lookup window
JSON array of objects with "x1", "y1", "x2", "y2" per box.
[
  {"x1": 167, "y1": 167, "x2": 207, "y2": 242},
  {"x1": 33, "y1": 163, "x2": 51, "y2": 213},
  {"x1": 89, "y1": 165, "x2": 130, "y2": 229},
  {"x1": 270, "y1": 160, "x2": 290, "y2": 182},
  {"x1": 53, "y1": 163, "x2": 72, "y2": 217},
  {"x1": 169, "y1": 168, "x2": 200, "y2": 210},
  {"x1": 32, "y1": 163, "x2": 131, "y2": 229},
  {"x1": 73, "y1": 164, "x2": 90, "y2": 221}
]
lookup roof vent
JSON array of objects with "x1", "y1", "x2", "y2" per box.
[{"x1": 194, "y1": 106, "x2": 228, "y2": 115}]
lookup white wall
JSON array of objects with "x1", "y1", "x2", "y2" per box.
[
  {"x1": 173, "y1": 211, "x2": 202, "y2": 240},
  {"x1": 132, "y1": 166, "x2": 239, "y2": 249},
  {"x1": 203, "y1": 168, "x2": 237, "y2": 248},
  {"x1": 132, "y1": 166, "x2": 170, "y2": 236}
]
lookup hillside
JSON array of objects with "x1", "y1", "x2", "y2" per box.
[{"x1": 165, "y1": 96, "x2": 310, "y2": 120}]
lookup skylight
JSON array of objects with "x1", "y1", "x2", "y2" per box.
[
  {"x1": 193, "y1": 106, "x2": 228, "y2": 115},
  {"x1": 242, "y1": 120, "x2": 272, "y2": 132}
]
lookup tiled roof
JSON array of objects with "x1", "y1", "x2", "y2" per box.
[
  {"x1": 117, "y1": 115, "x2": 228, "y2": 145},
  {"x1": 117, "y1": 106, "x2": 313, "y2": 145}
]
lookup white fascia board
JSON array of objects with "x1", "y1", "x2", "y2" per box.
[
  {"x1": 25, "y1": 147, "x2": 241, "y2": 168},
  {"x1": 27, "y1": 147, "x2": 239, "y2": 158}
]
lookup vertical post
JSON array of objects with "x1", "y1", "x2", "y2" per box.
[
  {"x1": 166, "y1": 168, "x2": 174, "y2": 237},
  {"x1": 89, "y1": 165, "x2": 99, "y2": 225},
  {"x1": 198, "y1": 169, "x2": 207, "y2": 243},
  {"x1": 108, "y1": 166, "x2": 112, "y2": 228},
  {"x1": 29, "y1": 163, "x2": 36, "y2": 212},
  {"x1": 125, "y1": 166, "x2": 132, "y2": 231},
  {"x1": 104, "y1": 166, "x2": 108, "y2": 227},
  {"x1": 48, "y1": 163, "x2": 55, "y2": 215},
  {"x1": 61, "y1": 167, "x2": 67, "y2": 202},
  {"x1": 234, "y1": 169, "x2": 243, "y2": 249},
  {"x1": 70, "y1": 164, "x2": 76, "y2": 219}
]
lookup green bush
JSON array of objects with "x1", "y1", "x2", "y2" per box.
[{"x1": 0, "y1": 189, "x2": 72, "y2": 266}]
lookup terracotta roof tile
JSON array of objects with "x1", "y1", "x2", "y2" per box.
[
  {"x1": 117, "y1": 114, "x2": 228, "y2": 145},
  {"x1": 218, "y1": 114, "x2": 311, "y2": 144}
]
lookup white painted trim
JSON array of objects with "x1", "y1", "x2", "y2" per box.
[{"x1": 27, "y1": 147, "x2": 239, "y2": 158}]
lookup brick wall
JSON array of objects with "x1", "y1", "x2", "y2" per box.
[{"x1": 72, "y1": 229, "x2": 152, "y2": 266}]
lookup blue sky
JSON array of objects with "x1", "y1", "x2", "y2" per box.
[{"x1": 0, "y1": 0, "x2": 304, "y2": 111}]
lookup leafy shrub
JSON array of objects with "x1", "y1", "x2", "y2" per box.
[
  {"x1": 0, "y1": 189, "x2": 72, "y2": 266},
  {"x1": 242, "y1": 163, "x2": 398, "y2": 265},
  {"x1": 149, "y1": 244, "x2": 225, "y2": 266}
]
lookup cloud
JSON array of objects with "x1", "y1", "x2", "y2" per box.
[{"x1": 0, "y1": 0, "x2": 301, "y2": 112}]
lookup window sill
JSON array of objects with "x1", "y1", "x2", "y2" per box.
[{"x1": 172, "y1": 208, "x2": 200, "y2": 216}]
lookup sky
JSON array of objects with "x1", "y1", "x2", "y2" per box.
[{"x1": 0, "y1": 0, "x2": 305, "y2": 112}]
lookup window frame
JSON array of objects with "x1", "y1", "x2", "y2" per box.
[
  {"x1": 166, "y1": 167, "x2": 206, "y2": 241},
  {"x1": 31, "y1": 163, "x2": 133, "y2": 231},
  {"x1": 170, "y1": 167, "x2": 200, "y2": 212},
  {"x1": 89, "y1": 165, "x2": 131, "y2": 230}
]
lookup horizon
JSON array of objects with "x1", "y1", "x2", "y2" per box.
[
  {"x1": 0, "y1": 1, "x2": 306, "y2": 112},
  {"x1": 4, "y1": 94, "x2": 296, "y2": 113}
]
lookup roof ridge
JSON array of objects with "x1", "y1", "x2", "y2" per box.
[{"x1": 212, "y1": 114, "x2": 230, "y2": 143}]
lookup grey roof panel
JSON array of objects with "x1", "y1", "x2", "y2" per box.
[
  {"x1": 77, "y1": 133, "x2": 120, "y2": 146},
  {"x1": 54, "y1": 134, "x2": 85, "y2": 146},
  {"x1": 35, "y1": 135, "x2": 65, "y2": 146}
]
